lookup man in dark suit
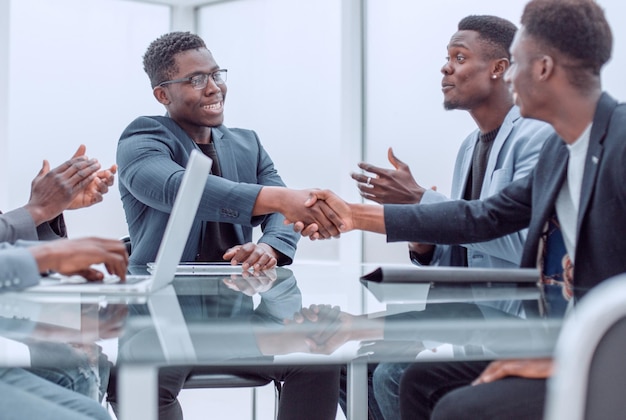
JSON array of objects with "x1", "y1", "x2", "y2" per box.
[
  {"x1": 300, "y1": 0, "x2": 624, "y2": 417},
  {"x1": 114, "y1": 32, "x2": 339, "y2": 420}
]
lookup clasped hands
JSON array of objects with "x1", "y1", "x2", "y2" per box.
[
  {"x1": 282, "y1": 189, "x2": 354, "y2": 240},
  {"x1": 281, "y1": 148, "x2": 427, "y2": 239}
]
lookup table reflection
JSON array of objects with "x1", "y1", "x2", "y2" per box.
[{"x1": 117, "y1": 266, "x2": 560, "y2": 367}]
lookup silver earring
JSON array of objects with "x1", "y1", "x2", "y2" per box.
[{"x1": 492, "y1": 75, "x2": 497, "y2": 79}]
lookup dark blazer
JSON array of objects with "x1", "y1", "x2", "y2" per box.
[
  {"x1": 117, "y1": 116, "x2": 299, "y2": 267},
  {"x1": 385, "y1": 93, "x2": 626, "y2": 299}
]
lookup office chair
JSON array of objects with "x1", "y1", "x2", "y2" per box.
[
  {"x1": 118, "y1": 235, "x2": 280, "y2": 420},
  {"x1": 544, "y1": 272, "x2": 626, "y2": 420}
]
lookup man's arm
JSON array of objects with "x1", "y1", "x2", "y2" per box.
[
  {"x1": 299, "y1": 170, "x2": 533, "y2": 245},
  {"x1": 118, "y1": 117, "x2": 345, "y2": 240},
  {"x1": 0, "y1": 209, "x2": 40, "y2": 243},
  {"x1": 0, "y1": 145, "x2": 115, "y2": 244},
  {"x1": 0, "y1": 243, "x2": 43, "y2": 291}
]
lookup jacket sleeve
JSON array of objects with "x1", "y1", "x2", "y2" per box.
[
  {"x1": 384, "y1": 171, "x2": 534, "y2": 246},
  {"x1": 1, "y1": 209, "x2": 66, "y2": 243},
  {"x1": 0, "y1": 243, "x2": 41, "y2": 292}
]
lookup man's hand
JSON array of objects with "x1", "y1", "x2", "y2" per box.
[
  {"x1": 68, "y1": 164, "x2": 117, "y2": 210},
  {"x1": 223, "y1": 242, "x2": 278, "y2": 271},
  {"x1": 287, "y1": 190, "x2": 355, "y2": 238},
  {"x1": 287, "y1": 304, "x2": 384, "y2": 355},
  {"x1": 24, "y1": 145, "x2": 102, "y2": 225},
  {"x1": 351, "y1": 147, "x2": 426, "y2": 204},
  {"x1": 222, "y1": 268, "x2": 277, "y2": 296},
  {"x1": 472, "y1": 358, "x2": 554, "y2": 385},
  {"x1": 256, "y1": 187, "x2": 346, "y2": 239},
  {"x1": 30, "y1": 237, "x2": 129, "y2": 281}
]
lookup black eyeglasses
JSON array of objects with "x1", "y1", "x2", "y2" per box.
[{"x1": 158, "y1": 69, "x2": 228, "y2": 90}]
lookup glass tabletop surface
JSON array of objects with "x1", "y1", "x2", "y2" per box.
[{"x1": 1, "y1": 263, "x2": 563, "y2": 370}]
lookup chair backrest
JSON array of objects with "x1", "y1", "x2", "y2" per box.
[
  {"x1": 121, "y1": 235, "x2": 132, "y2": 256},
  {"x1": 544, "y1": 273, "x2": 626, "y2": 420}
]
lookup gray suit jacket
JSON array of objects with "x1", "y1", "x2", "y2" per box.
[
  {"x1": 421, "y1": 106, "x2": 553, "y2": 268},
  {"x1": 0, "y1": 242, "x2": 41, "y2": 291},
  {"x1": 0, "y1": 209, "x2": 66, "y2": 292},
  {"x1": 0, "y1": 209, "x2": 65, "y2": 244},
  {"x1": 386, "y1": 93, "x2": 626, "y2": 300},
  {"x1": 117, "y1": 116, "x2": 299, "y2": 266}
]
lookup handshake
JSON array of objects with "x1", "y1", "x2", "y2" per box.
[
  {"x1": 256, "y1": 148, "x2": 418, "y2": 239},
  {"x1": 254, "y1": 187, "x2": 382, "y2": 240},
  {"x1": 284, "y1": 189, "x2": 354, "y2": 240}
]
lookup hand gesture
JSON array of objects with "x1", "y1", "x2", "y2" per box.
[
  {"x1": 351, "y1": 147, "x2": 426, "y2": 204},
  {"x1": 25, "y1": 145, "x2": 102, "y2": 224},
  {"x1": 68, "y1": 163, "x2": 117, "y2": 210},
  {"x1": 288, "y1": 190, "x2": 354, "y2": 238},
  {"x1": 256, "y1": 187, "x2": 345, "y2": 239},
  {"x1": 472, "y1": 358, "x2": 554, "y2": 385},
  {"x1": 30, "y1": 237, "x2": 129, "y2": 281}
]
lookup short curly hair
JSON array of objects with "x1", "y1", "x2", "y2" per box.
[
  {"x1": 143, "y1": 32, "x2": 207, "y2": 88},
  {"x1": 458, "y1": 15, "x2": 517, "y2": 60},
  {"x1": 521, "y1": 0, "x2": 612, "y2": 79}
]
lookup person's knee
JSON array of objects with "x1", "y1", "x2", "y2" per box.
[
  {"x1": 431, "y1": 391, "x2": 469, "y2": 420},
  {"x1": 373, "y1": 363, "x2": 401, "y2": 395}
]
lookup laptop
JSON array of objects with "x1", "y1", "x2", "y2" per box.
[
  {"x1": 27, "y1": 149, "x2": 212, "y2": 295},
  {"x1": 149, "y1": 261, "x2": 259, "y2": 276}
]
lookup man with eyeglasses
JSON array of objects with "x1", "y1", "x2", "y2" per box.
[
  {"x1": 113, "y1": 31, "x2": 340, "y2": 420},
  {"x1": 117, "y1": 32, "x2": 342, "y2": 275}
]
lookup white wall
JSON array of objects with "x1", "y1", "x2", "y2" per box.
[
  {"x1": 0, "y1": 0, "x2": 9, "y2": 209},
  {"x1": 6, "y1": 0, "x2": 169, "y2": 239},
  {"x1": 2, "y1": 0, "x2": 626, "y2": 263}
]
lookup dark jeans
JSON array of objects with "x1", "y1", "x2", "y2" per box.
[
  {"x1": 400, "y1": 360, "x2": 547, "y2": 420},
  {"x1": 108, "y1": 364, "x2": 340, "y2": 420}
]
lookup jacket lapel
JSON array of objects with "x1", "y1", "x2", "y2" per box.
[
  {"x1": 212, "y1": 126, "x2": 239, "y2": 181},
  {"x1": 455, "y1": 136, "x2": 476, "y2": 199},
  {"x1": 576, "y1": 93, "x2": 617, "y2": 237},
  {"x1": 211, "y1": 126, "x2": 245, "y2": 243},
  {"x1": 481, "y1": 107, "x2": 519, "y2": 197}
]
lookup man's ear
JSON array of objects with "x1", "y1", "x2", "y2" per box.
[
  {"x1": 537, "y1": 55, "x2": 555, "y2": 81},
  {"x1": 492, "y1": 57, "x2": 510, "y2": 79},
  {"x1": 153, "y1": 86, "x2": 171, "y2": 105}
]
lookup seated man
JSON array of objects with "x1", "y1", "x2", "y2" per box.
[
  {"x1": 0, "y1": 236, "x2": 128, "y2": 420},
  {"x1": 0, "y1": 144, "x2": 119, "y2": 404},
  {"x1": 347, "y1": 15, "x2": 552, "y2": 419},
  {"x1": 297, "y1": 0, "x2": 624, "y2": 417},
  {"x1": 114, "y1": 31, "x2": 340, "y2": 420}
]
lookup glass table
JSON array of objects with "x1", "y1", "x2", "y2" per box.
[{"x1": 2, "y1": 262, "x2": 563, "y2": 420}]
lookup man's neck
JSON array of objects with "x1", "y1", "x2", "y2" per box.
[
  {"x1": 174, "y1": 120, "x2": 212, "y2": 144},
  {"x1": 469, "y1": 91, "x2": 514, "y2": 134},
  {"x1": 548, "y1": 89, "x2": 601, "y2": 144}
]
